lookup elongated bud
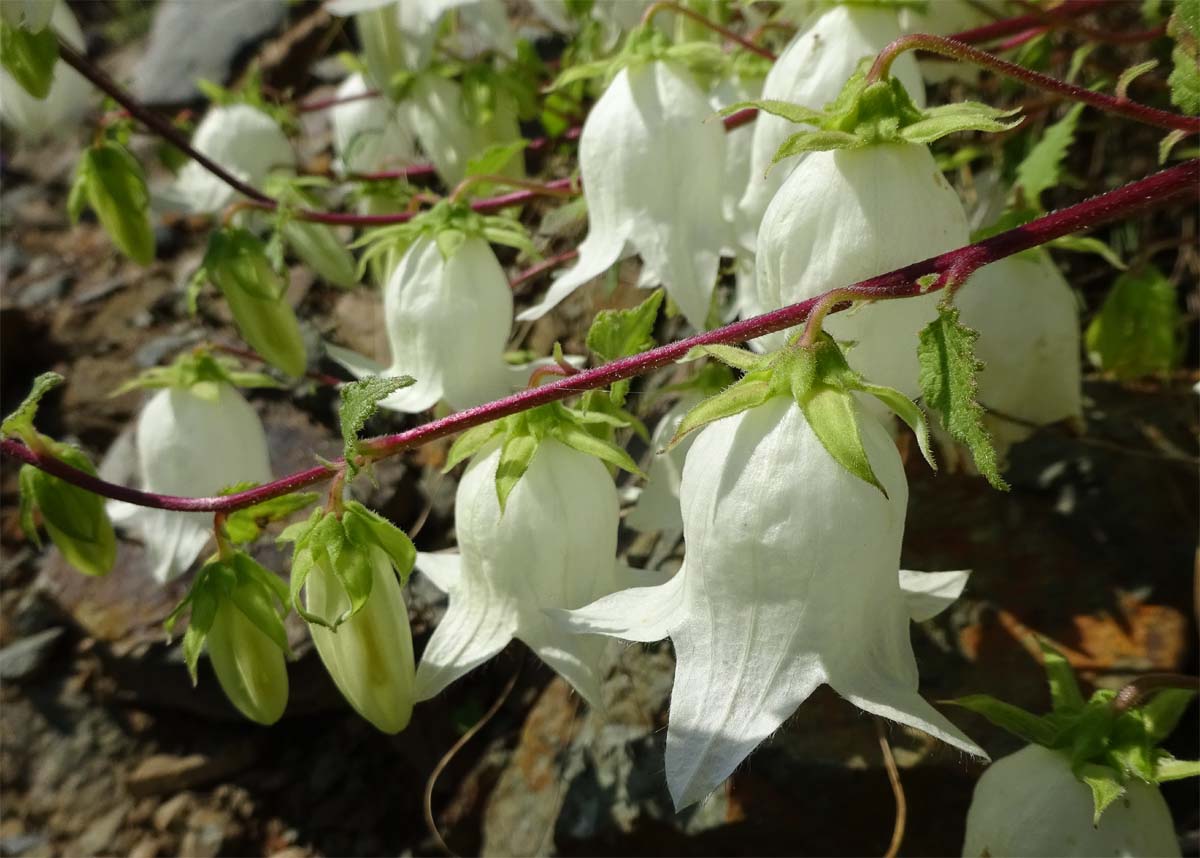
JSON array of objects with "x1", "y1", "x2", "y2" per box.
[
  {"x1": 69, "y1": 142, "x2": 155, "y2": 265},
  {"x1": 19, "y1": 444, "x2": 116, "y2": 577},
  {"x1": 282, "y1": 219, "x2": 358, "y2": 289},
  {"x1": 203, "y1": 228, "x2": 307, "y2": 377}
]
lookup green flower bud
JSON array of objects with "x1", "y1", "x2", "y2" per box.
[
  {"x1": 283, "y1": 218, "x2": 358, "y2": 289},
  {"x1": 69, "y1": 142, "x2": 155, "y2": 265},
  {"x1": 206, "y1": 585, "x2": 290, "y2": 726},
  {"x1": 19, "y1": 443, "x2": 116, "y2": 578},
  {"x1": 203, "y1": 228, "x2": 307, "y2": 377}
]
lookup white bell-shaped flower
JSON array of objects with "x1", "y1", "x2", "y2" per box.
[
  {"x1": 709, "y1": 74, "x2": 762, "y2": 247},
  {"x1": 955, "y1": 251, "x2": 1083, "y2": 452},
  {"x1": 330, "y1": 72, "x2": 417, "y2": 173},
  {"x1": 402, "y1": 74, "x2": 523, "y2": 187},
  {"x1": 107, "y1": 383, "x2": 273, "y2": 583},
  {"x1": 963, "y1": 744, "x2": 1181, "y2": 857},
  {"x1": 0, "y1": 1, "x2": 92, "y2": 141},
  {"x1": 560, "y1": 396, "x2": 983, "y2": 808},
  {"x1": 168, "y1": 104, "x2": 295, "y2": 213},
  {"x1": 517, "y1": 61, "x2": 726, "y2": 329},
  {"x1": 625, "y1": 395, "x2": 699, "y2": 534},
  {"x1": 735, "y1": 4, "x2": 924, "y2": 248},
  {"x1": 326, "y1": 234, "x2": 537, "y2": 413},
  {"x1": 755, "y1": 143, "x2": 970, "y2": 396},
  {"x1": 414, "y1": 438, "x2": 643, "y2": 708},
  {"x1": 0, "y1": 0, "x2": 55, "y2": 30}
]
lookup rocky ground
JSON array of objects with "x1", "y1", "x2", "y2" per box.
[{"x1": 1, "y1": 2, "x2": 1198, "y2": 856}]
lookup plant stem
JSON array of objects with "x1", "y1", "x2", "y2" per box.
[
  {"x1": 349, "y1": 128, "x2": 583, "y2": 183},
  {"x1": 297, "y1": 87, "x2": 381, "y2": 112},
  {"x1": 640, "y1": 0, "x2": 776, "y2": 60},
  {"x1": 949, "y1": 0, "x2": 1113, "y2": 45},
  {"x1": 448, "y1": 174, "x2": 577, "y2": 205},
  {"x1": 867, "y1": 34, "x2": 1200, "y2": 135},
  {"x1": 6, "y1": 159, "x2": 1195, "y2": 513},
  {"x1": 1112, "y1": 673, "x2": 1200, "y2": 714},
  {"x1": 510, "y1": 248, "x2": 580, "y2": 290}
]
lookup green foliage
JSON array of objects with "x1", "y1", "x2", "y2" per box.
[
  {"x1": 585, "y1": 290, "x2": 663, "y2": 406},
  {"x1": 69, "y1": 143, "x2": 156, "y2": 265},
  {"x1": 1014, "y1": 104, "x2": 1083, "y2": 210},
  {"x1": 1085, "y1": 266, "x2": 1181, "y2": 378},
  {"x1": 0, "y1": 20, "x2": 57, "y2": 98},
  {"x1": 338, "y1": 376, "x2": 415, "y2": 477},
  {"x1": 917, "y1": 305, "x2": 1008, "y2": 491},
  {"x1": 1167, "y1": 0, "x2": 1200, "y2": 114},
  {"x1": 222, "y1": 491, "x2": 320, "y2": 545},
  {"x1": 18, "y1": 449, "x2": 116, "y2": 578},
  {"x1": 1, "y1": 371, "x2": 62, "y2": 447}
]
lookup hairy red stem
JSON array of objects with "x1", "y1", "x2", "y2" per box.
[
  {"x1": 510, "y1": 248, "x2": 581, "y2": 289},
  {"x1": 6, "y1": 160, "x2": 1195, "y2": 512}
]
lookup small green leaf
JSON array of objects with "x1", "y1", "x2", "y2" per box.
[
  {"x1": 800, "y1": 387, "x2": 887, "y2": 496},
  {"x1": 77, "y1": 143, "x2": 156, "y2": 265},
  {"x1": 495, "y1": 431, "x2": 539, "y2": 513},
  {"x1": 2, "y1": 371, "x2": 62, "y2": 446},
  {"x1": 181, "y1": 570, "x2": 221, "y2": 683},
  {"x1": 1115, "y1": 59, "x2": 1159, "y2": 101},
  {"x1": 0, "y1": 21, "x2": 57, "y2": 99},
  {"x1": 1047, "y1": 235, "x2": 1126, "y2": 270},
  {"x1": 918, "y1": 305, "x2": 1009, "y2": 491},
  {"x1": 465, "y1": 139, "x2": 529, "y2": 179},
  {"x1": 549, "y1": 58, "x2": 614, "y2": 90},
  {"x1": 1085, "y1": 266, "x2": 1181, "y2": 379},
  {"x1": 585, "y1": 290, "x2": 663, "y2": 407},
  {"x1": 1014, "y1": 104, "x2": 1084, "y2": 210},
  {"x1": 772, "y1": 129, "x2": 862, "y2": 163},
  {"x1": 667, "y1": 375, "x2": 775, "y2": 450},
  {"x1": 443, "y1": 422, "x2": 503, "y2": 473},
  {"x1": 1076, "y1": 763, "x2": 1126, "y2": 824},
  {"x1": 949, "y1": 695, "x2": 1059, "y2": 746},
  {"x1": 223, "y1": 491, "x2": 319, "y2": 545},
  {"x1": 1154, "y1": 755, "x2": 1200, "y2": 782},
  {"x1": 1039, "y1": 639, "x2": 1086, "y2": 714},
  {"x1": 551, "y1": 421, "x2": 643, "y2": 478},
  {"x1": 1167, "y1": 0, "x2": 1200, "y2": 114},
  {"x1": 338, "y1": 376, "x2": 415, "y2": 478}
]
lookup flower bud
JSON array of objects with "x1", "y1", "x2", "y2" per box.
[
  {"x1": 69, "y1": 142, "x2": 155, "y2": 265},
  {"x1": 963, "y1": 744, "x2": 1181, "y2": 857},
  {"x1": 20, "y1": 442, "x2": 116, "y2": 577},
  {"x1": 205, "y1": 578, "x2": 290, "y2": 726}
]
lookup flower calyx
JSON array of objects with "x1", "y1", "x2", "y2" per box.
[
  {"x1": 952, "y1": 639, "x2": 1200, "y2": 824},
  {"x1": 110, "y1": 349, "x2": 283, "y2": 400},
  {"x1": 669, "y1": 333, "x2": 935, "y2": 495},
  {"x1": 551, "y1": 22, "x2": 732, "y2": 91}
]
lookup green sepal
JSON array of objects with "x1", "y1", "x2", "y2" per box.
[
  {"x1": 227, "y1": 553, "x2": 291, "y2": 655},
  {"x1": 947, "y1": 695, "x2": 1058, "y2": 746},
  {"x1": 342, "y1": 500, "x2": 416, "y2": 585},
  {"x1": 1075, "y1": 764, "x2": 1126, "y2": 824},
  {"x1": 202, "y1": 228, "x2": 308, "y2": 378},
  {"x1": 1154, "y1": 756, "x2": 1200, "y2": 782},
  {"x1": 110, "y1": 349, "x2": 283, "y2": 398},
  {"x1": 2, "y1": 371, "x2": 62, "y2": 447},
  {"x1": 496, "y1": 429, "x2": 539, "y2": 513},
  {"x1": 0, "y1": 20, "x2": 57, "y2": 99},
  {"x1": 917, "y1": 304, "x2": 1009, "y2": 491},
  {"x1": 164, "y1": 560, "x2": 223, "y2": 684},
  {"x1": 1039, "y1": 639, "x2": 1086, "y2": 713},
  {"x1": 1140, "y1": 689, "x2": 1198, "y2": 744},
  {"x1": 73, "y1": 143, "x2": 156, "y2": 265},
  {"x1": 716, "y1": 98, "x2": 825, "y2": 127},
  {"x1": 897, "y1": 101, "x2": 1021, "y2": 145},
  {"x1": 860, "y1": 381, "x2": 936, "y2": 471},
  {"x1": 222, "y1": 491, "x2": 320, "y2": 545},
  {"x1": 666, "y1": 373, "x2": 774, "y2": 450},
  {"x1": 771, "y1": 130, "x2": 862, "y2": 163},
  {"x1": 800, "y1": 387, "x2": 887, "y2": 497},
  {"x1": 550, "y1": 420, "x2": 644, "y2": 480},
  {"x1": 585, "y1": 290, "x2": 663, "y2": 407},
  {"x1": 682, "y1": 343, "x2": 765, "y2": 373},
  {"x1": 25, "y1": 442, "x2": 116, "y2": 577},
  {"x1": 443, "y1": 421, "x2": 504, "y2": 473},
  {"x1": 337, "y1": 375, "x2": 415, "y2": 478}
]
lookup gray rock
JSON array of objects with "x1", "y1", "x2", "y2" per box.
[
  {"x1": 72, "y1": 803, "x2": 129, "y2": 857},
  {"x1": 133, "y1": 0, "x2": 288, "y2": 105},
  {"x1": 15, "y1": 273, "x2": 69, "y2": 309},
  {"x1": 0, "y1": 627, "x2": 64, "y2": 682}
]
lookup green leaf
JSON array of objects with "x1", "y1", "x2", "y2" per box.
[
  {"x1": 585, "y1": 290, "x2": 663, "y2": 406},
  {"x1": 0, "y1": 21, "x2": 57, "y2": 99},
  {"x1": 1076, "y1": 763, "x2": 1126, "y2": 824},
  {"x1": 860, "y1": 382, "x2": 936, "y2": 471},
  {"x1": 551, "y1": 421, "x2": 643, "y2": 478},
  {"x1": 443, "y1": 422, "x2": 503, "y2": 473},
  {"x1": 1014, "y1": 104, "x2": 1084, "y2": 210},
  {"x1": 77, "y1": 143, "x2": 156, "y2": 265},
  {"x1": 1154, "y1": 755, "x2": 1200, "y2": 782},
  {"x1": 949, "y1": 695, "x2": 1059, "y2": 746},
  {"x1": 1, "y1": 371, "x2": 62, "y2": 446},
  {"x1": 495, "y1": 431, "x2": 539, "y2": 513},
  {"x1": 716, "y1": 98, "x2": 825, "y2": 126},
  {"x1": 1047, "y1": 234, "x2": 1126, "y2": 270},
  {"x1": 1167, "y1": 0, "x2": 1200, "y2": 114},
  {"x1": 667, "y1": 375, "x2": 775, "y2": 450},
  {"x1": 898, "y1": 102, "x2": 1022, "y2": 146},
  {"x1": 223, "y1": 491, "x2": 319, "y2": 545},
  {"x1": 800, "y1": 387, "x2": 887, "y2": 496},
  {"x1": 1116, "y1": 59, "x2": 1159, "y2": 101},
  {"x1": 342, "y1": 501, "x2": 416, "y2": 584},
  {"x1": 917, "y1": 305, "x2": 1009, "y2": 491},
  {"x1": 465, "y1": 139, "x2": 529, "y2": 179},
  {"x1": 549, "y1": 58, "x2": 614, "y2": 90},
  {"x1": 338, "y1": 375, "x2": 415, "y2": 478},
  {"x1": 1140, "y1": 689, "x2": 1197, "y2": 743},
  {"x1": 180, "y1": 568, "x2": 221, "y2": 683},
  {"x1": 1039, "y1": 639, "x2": 1086, "y2": 713},
  {"x1": 1085, "y1": 266, "x2": 1181, "y2": 379}
]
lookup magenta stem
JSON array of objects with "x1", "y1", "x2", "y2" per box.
[
  {"x1": 948, "y1": 0, "x2": 1112, "y2": 45},
  {"x1": 867, "y1": 34, "x2": 1200, "y2": 135},
  {"x1": 297, "y1": 88, "x2": 381, "y2": 112},
  {"x1": 510, "y1": 248, "x2": 580, "y2": 290},
  {"x1": 7, "y1": 160, "x2": 1195, "y2": 513}
]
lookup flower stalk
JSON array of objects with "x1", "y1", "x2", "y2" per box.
[
  {"x1": 4, "y1": 158, "x2": 1195, "y2": 513},
  {"x1": 639, "y1": 0, "x2": 776, "y2": 60}
]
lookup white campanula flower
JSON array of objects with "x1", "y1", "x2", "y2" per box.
[
  {"x1": 755, "y1": 143, "x2": 970, "y2": 395},
  {"x1": 963, "y1": 744, "x2": 1181, "y2": 857},
  {"x1": 561, "y1": 396, "x2": 983, "y2": 808},
  {"x1": 0, "y1": 0, "x2": 92, "y2": 140},
  {"x1": 625, "y1": 395, "x2": 699, "y2": 535},
  {"x1": 709, "y1": 74, "x2": 763, "y2": 246},
  {"x1": 327, "y1": 234, "x2": 538, "y2": 413},
  {"x1": 414, "y1": 437, "x2": 646, "y2": 708},
  {"x1": 955, "y1": 251, "x2": 1082, "y2": 453},
  {"x1": 0, "y1": 0, "x2": 55, "y2": 30},
  {"x1": 107, "y1": 383, "x2": 273, "y2": 582},
  {"x1": 168, "y1": 104, "x2": 295, "y2": 213},
  {"x1": 330, "y1": 72, "x2": 417, "y2": 174},
  {"x1": 735, "y1": 4, "x2": 924, "y2": 248},
  {"x1": 518, "y1": 61, "x2": 726, "y2": 329}
]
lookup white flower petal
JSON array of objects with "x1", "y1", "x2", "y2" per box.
[
  {"x1": 514, "y1": 228, "x2": 629, "y2": 321},
  {"x1": 0, "y1": 1, "x2": 91, "y2": 141},
  {"x1": 415, "y1": 550, "x2": 463, "y2": 593},
  {"x1": 403, "y1": 75, "x2": 522, "y2": 186},
  {"x1": 552, "y1": 564, "x2": 684, "y2": 643},
  {"x1": 898, "y1": 569, "x2": 971, "y2": 622},
  {"x1": 626, "y1": 397, "x2": 697, "y2": 534}
]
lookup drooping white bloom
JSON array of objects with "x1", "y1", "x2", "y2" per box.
[
  {"x1": 0, "y1": 1, "x2": 92, "y2": 140},
  {"x1": 330, "y1": 72, "x2": 417, "y2": 173},
  {"x1": 518, "y1": 61, "x2": 726, "y2": 329},
  {"x1": 402, "y1": 74, "x2": 524, "y2": 187},
  {"x1": 414, "y1": 438, "x2": 645, "y2": 708},
  {"x1": 561, "y1": 397, "x2": 983, "y2": 807},
  {"x1": 709, "y1": 74, "x2": 762, "y2": 247},
  {"x1": 735, "y1": 4, "x2": 925, "y2": 248},
  {"x1": 107, "y1": 383, "x2": 273, "y2": 582},
  {"x1": 963, "y1": 744, "x2": 1181, "y2": 857},
  {"x1": 327, "y1": 234, "x2": 538, "y2": 413},
  {"x1": 625, "y1": 395, "x2": 699, "y2": 534},
  {"x1": 754, "y1": 143, "x2": 970, "y2": 395},
  {"x1": 955, "y1": 251, "x2": 1083, "y2": 452},
  {"x1": 0, "y1": 0, "x2": 55, "y2": 30}
]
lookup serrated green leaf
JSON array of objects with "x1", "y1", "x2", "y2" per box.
[
  {"x1": 949, "y1": 695, "x2": 1059, "y2": 745},
  {"x1": 860, "y1": 382, "x2": 936, "y2": 471},
  {"x1": 495, "y1": 430, "x2": 539, "y2": 513},
  {"x1": 2, "y1": 371, "x2": 62, "y2": 445},
  {"x1": 78, "y1": 143, "x2": 156, "y2": 265},
  {"x1": 1014, "y1": 104, "x2": 1084, "y2": 210},
  {"x1": 918, "y1": 305, "x2": 1009, "y2": 491},
  {"x1": 585, "y1": 290, "x2": 662, "y2": 406},
  {"x1": 667, "y1": 375, "x2": 775, "y2": 450},
  {"x1": 1077, "y1": 763, "x2": 1126, "y2": 824},
  {"x1": 1167, "y1": 0, "x2": 1200, "y2": 114},
  {"x1": 338, "y1": 375, "x2": 415, "y2": 477},
  {"x1": 552, "y1": 421, "x2": 643, "y2": 478},
  {"x1": 0, "y1": 21, "x2": 57, "y2": 99},
  {"x1": 1086, "y1": 266, "x2": 1181, "y2": 379},
  {"x1": 1154, "y1": 755, "x2": 1200, "y2": 782},
  {"x1": 1039, "y1": 639, "x2": 1086, "y2": 713},
  {"x1": 800, "y1": 388, "x2": 887, "y2": 496},
  {"x1": 342, "y1": 501, "x2": 416, "y2": 584}
]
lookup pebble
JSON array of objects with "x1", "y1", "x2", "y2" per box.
[{"x1": 0, "y1": 628, "x2": 64, "y2": 682}]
